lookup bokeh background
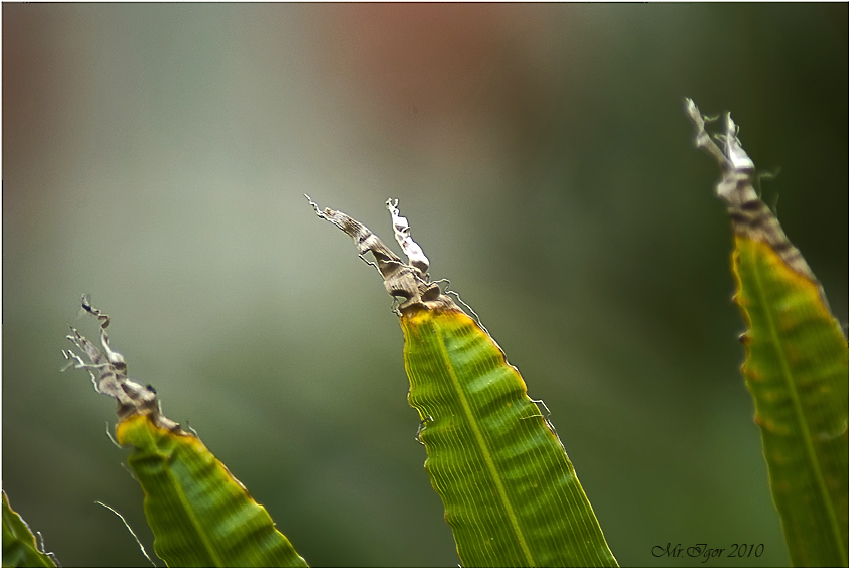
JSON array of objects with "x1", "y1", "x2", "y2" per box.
[{"x1": 3, "y1": 4, "x2": 847, "y2": 567}]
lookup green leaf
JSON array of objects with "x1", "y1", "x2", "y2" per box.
[
  {"x1": 309, "y1": 197, "x2": 617, "y2": 568},
  {"x1": 2, "y1": 490, "x2": 57, "y2": 568},
  {"x1": 117, "y1": 414, "x2": 308, "y2": 568},
  {"x1": 733, "y1": 237, "x2": 848, "y2": 567},
  {"x1": 403, "y1": 307, "x2": 618, "y2": 567},
  {"x1": 687, "y1": 99, "x2": 849, "y2": 567}
]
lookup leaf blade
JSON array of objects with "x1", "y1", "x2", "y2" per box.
[
  {"x1": 117, "y1": 414, "x2": 309, "y2": 568},
  {"x1": 404, "y1": 307, "x2": 617, "y2": 567},
  {"x1": 310, "y1": 198, "x2": 616, "y2": 567},
  {"x1": 734, "y1": 237, "x2": 848, "y2": 567}
]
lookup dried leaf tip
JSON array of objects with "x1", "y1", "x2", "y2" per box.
[
  {"x1": 387, "y1": 198, "x2": 430, "y2": 278},
  {"x1": 685, "y1": 98, "x2": 822, "y2": 291},
  {"x1": 308, "y1": 196, "x2": 456, "y2": 315},
  {"x1": 685, "y1": 98, "x2": 757, "y2": 206},
  {"x1": 61, "y1": 295, "x2": 183, "y2": 433}
]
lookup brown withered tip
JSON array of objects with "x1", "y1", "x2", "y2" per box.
[
  {"x1": 62, "y1": 296, "x2": 186, "y2": 435},
  {"x1": 307, "y1": 196, "x2": 461, "y2": 316},
  {"x1": 686, "y1": 98, "x2": 826, "y2": 305}
]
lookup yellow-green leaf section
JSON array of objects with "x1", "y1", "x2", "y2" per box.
[
  {"x1": 733, "y1": 237, "x2": 848, "y2": 567},
  {"x1": 2, "y1": 490, "x2": 56, "y2": 568},
  {"x1": 402, "y1": 306, "x2": 617, "y2": 568},
  {"x1": 117, "y1": 414, "x2": 308, "y2": 568}
]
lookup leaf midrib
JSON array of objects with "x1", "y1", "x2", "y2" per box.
[
  {"x1": 747, "y1": 244, "x2": 846, "y2": 565},
  {"x1": 433, "y1": 322, "x2": 536, "y2": 567}
]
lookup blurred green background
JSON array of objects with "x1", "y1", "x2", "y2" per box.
[{"x1": 3, "y1": 4, "x2": 847, "y2": 567}]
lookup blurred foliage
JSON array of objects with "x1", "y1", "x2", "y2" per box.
[
  {"x1": 733, "y1": 238, "x2": 848, "y2": 567},
  {"x1": 3, "y1": 4, "x2": 846, "y2": 567}
]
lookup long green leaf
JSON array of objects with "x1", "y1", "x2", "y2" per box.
[
  {"x1": 310, "y1": 197, "x2": 617, "y2": 567},
  {"x1": 2, "y1": 490, "x2": 57, "y2": 568},
  {"x1": 63, "y1": 297, "x2": 308, "y2": 568},
  {"x1": 403, "y1": 307, "x2": 617, "y2": 567},
  {"x1": 687, "y1": 99, "x2": 849, "y2": 567},
  {"x1": 117, "y1": 414, "x2": 308, "y2": 568}
]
